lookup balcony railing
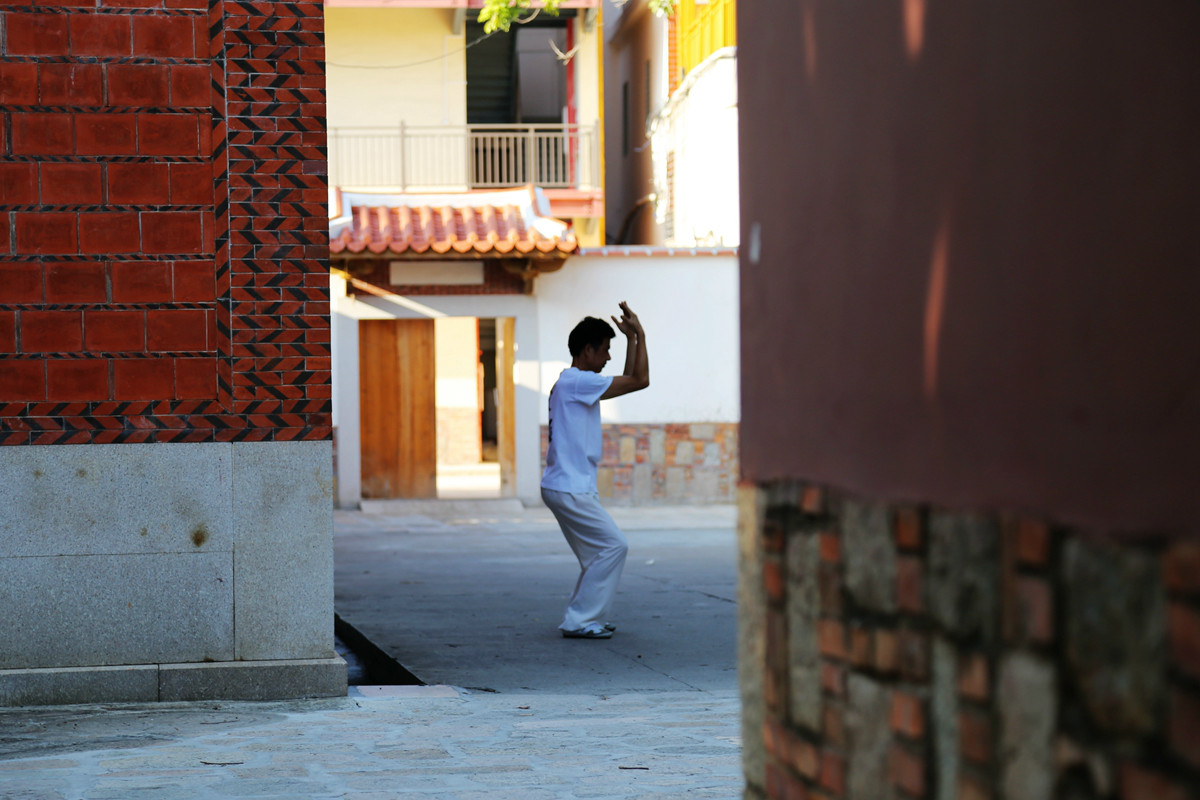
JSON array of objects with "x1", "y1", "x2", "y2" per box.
[
  {"x1": 678, "y1": 0, "x2": 737, "y2": 76},
  {"x1": 328, "y1": 122, "x2": 601, "y2": 192}
]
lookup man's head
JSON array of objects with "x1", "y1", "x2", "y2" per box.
[{"x1": 569, "y1": 316, "x2": 615, "y2": 373}]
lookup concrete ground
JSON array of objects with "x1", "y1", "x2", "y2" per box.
[{"x1": 0, "y1": 502, "x2": 743, "y2": 799}]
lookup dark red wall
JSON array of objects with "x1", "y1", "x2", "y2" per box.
[
  {"x1": 0, "y1": 0, "x2": 330, "y2": 443},
  {"x1": 738, "y1": 1, "x2": 1200, "y2": 534}
]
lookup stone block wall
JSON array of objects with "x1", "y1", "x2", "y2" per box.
[
  {"x1": 541, "y1": 422, "x2": 738, "y2": 505},
  {"x1": 0, "y1": 0, "x2": 341, "y2": 704},
  {"x1": 740, "y1": 482, "x2": 1200, "y2": 800}
]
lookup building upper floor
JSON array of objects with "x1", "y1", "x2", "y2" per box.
[
  {"x1": 675, "y1": 0, "x2": 736, "y2": 88},
  {"x1": 603, "y1": 0, "x2": 738, "y2": 247},
  {"x1": 324, "y1": 0, "x2": 605, "y2": 226}
]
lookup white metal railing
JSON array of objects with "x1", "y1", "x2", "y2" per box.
[{"x1": 328, "y1": 122, "x2": 601, "y2": 192}]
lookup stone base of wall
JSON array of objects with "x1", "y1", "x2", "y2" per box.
[
  {"x1": 739, "y1": 481, "x2": 1200, "y2": 800},
  {"x1": 541, "y1": 422, "x2": 738, "y2": 505},
  {"x1": 0, "y1": 441, "x2": 343, "y2": 706},
  {"x1": 437, "y1": 406, "x2": 482, "y2": 465},
  {"x1": 0, "y1": 658, "x2": 346, "y2": 707}
]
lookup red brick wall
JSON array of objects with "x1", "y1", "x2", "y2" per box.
[
  {"x1": 0, "y1": 0, "x2": 330, "y2": 444},
  {"x1": 748, "y1": 482, "x2": 1200, "y2": 800}
]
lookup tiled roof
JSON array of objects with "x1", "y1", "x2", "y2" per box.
[
  {"x1": 329, "y1": 186, "x2": 577, "y2": 258},
  {"x1": 576, "y1": 246, "x2": 738, "y2": 257}
]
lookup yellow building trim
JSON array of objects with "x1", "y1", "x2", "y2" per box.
[
  {"x1": 594, "y1": 4, "x2": 606, "y2": 245},
  {"x1": 678, "y1": 0, "x2": 736, "y2": 76}
]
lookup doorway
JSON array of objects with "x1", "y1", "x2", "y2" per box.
[
  {"x1": 358, "y1": 318, "x2": 437, "y2": 499},
  {"x1": 358, "y1": 316, "x2": 515, "y2": 500}
]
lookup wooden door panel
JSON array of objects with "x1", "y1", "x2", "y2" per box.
[
  {"x1": 496, "y1": 317, "x2": 516, "y2": 497},
  {"x1": 359, "y1": 318, "x2": 437, "y2": 498}
]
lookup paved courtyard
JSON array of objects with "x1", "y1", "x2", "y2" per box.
[{"x1": 0, "y1": 503, "x2": 743, "y2": 799}]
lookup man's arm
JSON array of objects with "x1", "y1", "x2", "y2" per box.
[{"x1": 601, "y1": 302, "x2": 649, "y2": 400}]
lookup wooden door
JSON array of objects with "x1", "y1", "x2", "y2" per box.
[
  {"x1": 359, "y1": 319, "x2": 437, "y2": 498},
  {"x1": 495, "y1": 317, "x2": 516, "y2": 497}
]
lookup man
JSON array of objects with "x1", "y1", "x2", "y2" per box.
[{"x1": 542, "y1": 302, "x2": 650, "y2": 639}]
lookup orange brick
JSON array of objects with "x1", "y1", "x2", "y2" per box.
[
  {"x1": 1016, "y1": 576, "x2": 1054, "y2": 644},
  {"x1": 821, "y1": 662, "x2": 845, "y2": 697},
  {"x1": 823, "y1": 703, "x2": 845, "y2": 747},
  {"x1": 897, "y1": 556, "x2": 923, "y2": 613},
  {"x1": 959, "y1": 774, "x2": 992, "y2": 800},
  {"x1": 47, "y1": 359, "x2": 108, "y2": 402},
  {"x1": 874, "y1": 629, "x2": 899, "y2": 674},
  {"x1": 819, "y1": 749, "x2": 845, "y2": 796},
  {"x1": 895, "y1": 507, "x2": 922, "y2": 550},
  {"x1": 21, "y1": 310, "x2": 82, "y2": 352},
  {"x1": 889, "y1": 744, "x2": 926, "y2": 795},
  {"x1": 818, "y1": 620, "x2": 846, "y2": 659},
  {"x1": 765, "y1": 763, "x2": 809, "y2": 800},
  {"x1": 891, "y1": 691, "x2": 925, "y2": 739},
  {"x1": 850, "y1": 626, "x2": 873, "y2": 668},
  {"x1": 763, "y1": 718, "x2": 820, "y2": 780},
  {"x1": 0, "y1": 359, "x2": 45, "y2": 400},
  {"x1": 957, "y1": 654, "x2": 990, "y2": 702},
  {"x1": 1015, "y1": 519, "x2": 1051, "y2": 566},
  {"x1": 1168, "y1": 602, "x2": 1200, "y2": 681},
  {"x1": 764, "y1": 558, "x2": 786, "y2": 604},
  {"x1": 801, "y1": 485, "x2": 824, "y2": 514},
  {"x1": 1165, "y1": 542, "x2": 1200, "y2": 596},
  {"x1": 819, "y1": 531, "x2": 841, "y2": 563},
  {"x1": 959, "y1": 709, "x2": 992, "y2": 764},
  {"x1": 1119, "y1": 762, "x2": 1190, "y2": 800}
]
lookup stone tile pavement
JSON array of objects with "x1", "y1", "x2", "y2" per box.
[
  {"x1": 0, "y1": 687, "x2": 741, "y2": 799},
  {"x1": 0, "y1": 503, "x2": 744, "y2": 799}
]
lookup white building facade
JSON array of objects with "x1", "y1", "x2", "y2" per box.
[{"x1": 331, "y1": 249, "x2": 739, "y2": 507}]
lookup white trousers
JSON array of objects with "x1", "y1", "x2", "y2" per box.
[{"x1": 542, "y1": 488, "x2": 629, "y2": 632}]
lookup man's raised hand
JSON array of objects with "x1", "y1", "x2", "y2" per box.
[{"x1": 611, "y1": 301, "x2": 641, "y2": 337}]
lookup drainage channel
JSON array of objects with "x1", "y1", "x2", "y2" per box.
[{"x1": 334, "y1": 614, "x2": 424, "y2": 686}]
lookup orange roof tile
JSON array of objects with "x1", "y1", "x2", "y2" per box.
[
  {"x1": 576, "y1": 246, "x2": 738, "y2": 257},
  {"x1": 329, "y1": 186, "x2": 577, "y2": 258}
]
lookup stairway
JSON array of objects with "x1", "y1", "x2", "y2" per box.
[{"x1": 466, "y1": 23, "x2": 516, "y2": 124}]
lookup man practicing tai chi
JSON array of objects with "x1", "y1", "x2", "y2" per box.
[{"x1": 542, "y1": 302, "x2": 649, "y2": 639}]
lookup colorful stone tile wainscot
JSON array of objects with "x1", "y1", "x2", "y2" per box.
[{"x1": 541, "y1": 422, "x2": 738, "y2": 505}]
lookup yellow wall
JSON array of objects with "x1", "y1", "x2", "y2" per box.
[
  {"x1": 573, "y1": 11, "x2": 605, "y2": 245},
  {"x1": 677, "y1": 0, "x2": 737, "y2": 75},
  {"x1": 573, "y1": 14, "x2": 603, "y2": 144},
  {"x1": 325, "y1": 8, "x2": 467, "y2": 131}
]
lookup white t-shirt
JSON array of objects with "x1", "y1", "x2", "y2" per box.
[{"x1": 541, "y1": 367, "x2": 613, "y2": 493}]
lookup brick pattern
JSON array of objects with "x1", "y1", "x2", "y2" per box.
[
  {"x1": 0, "y1": 0, "x2": 330, "y2": 444},
  {"x1": 749, "y1": 481, "x2": 1200, "y2": 800},
  {"x1": 336, "y1": 257, "x2": 525, "y2": 296},
  {"x1": 540, "y1": 422, "x2": 738, "y2": 505}
]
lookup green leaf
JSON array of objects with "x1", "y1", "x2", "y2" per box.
[
  {"x1": 649, "y1": 0, "x2": 677, "y2": 17},
  {"x1": 478, "y1": 0, "x2": 563, "y2": 33}
]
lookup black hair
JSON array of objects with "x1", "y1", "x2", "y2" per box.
[{"x1": 568, "y1": 316, "x2": 615, "y2": 357}]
